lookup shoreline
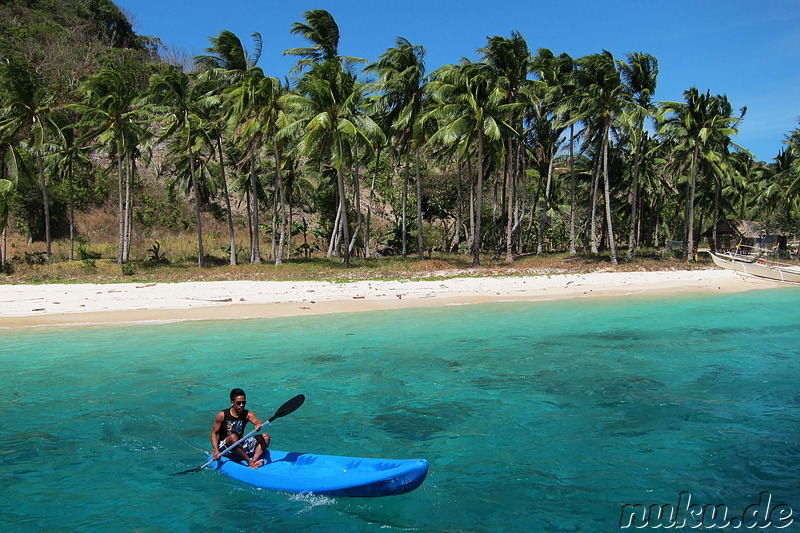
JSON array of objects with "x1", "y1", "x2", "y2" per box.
[{"x1": 0, "y1": 269, "x2": 781, "y2": 328}]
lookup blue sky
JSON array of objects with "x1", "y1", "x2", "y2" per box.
[{"x1": 114, "y1": 0, "x2": 799, "y2": 162}]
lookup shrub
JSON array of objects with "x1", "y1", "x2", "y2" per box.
[
  {"x1": 78, "y1": 247, "x2": 102, "y2": 260},
  {"x1": 121, "y1": 262, "x2": 137, "y2": 276}
]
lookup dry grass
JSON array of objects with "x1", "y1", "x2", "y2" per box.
[
  {"x1": 0, "y1": 241, "x2": 705, "y2": 285},
  {"x1": 1, "y1": 201, "x2": 708, "y2": 284}
]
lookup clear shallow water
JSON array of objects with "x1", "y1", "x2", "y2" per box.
[{"x1": 2, "y1": 287, "x2": 799, "y2": 532}]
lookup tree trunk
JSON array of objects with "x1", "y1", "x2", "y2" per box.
[
  {"x1": 274, "y1": 143, "x2": 286, "y2": 266},
  {"x1": 505, "y1": 136, "x2": 516, "y2": 263},
  {"x1": 249, "y1": 156, "x2": 260, "y2": 264},
  {"x1": 67, "y1": 158, "x2": 75, "y2": 262},
  {"x1": 117, "y1": 152, "x2": 124, "y2": 265},
  {"x1": 590, "y1": 155, "x2": 601, "y2": 254},
  {"x1": 327, "y1": 207, "x2": 340, "y2": 257},
  {"x1": 569, "y1": 124, "x2": 577, "y2": 255},
  {"x1": 602, "y1": 125, "x2": 618, "y2": 265},
  {"x1": 365, "y1": 148, "x2": 380, "y2": 258},
  {"x1": 627, "y1": 133, "x2": 643, "y2": 258},
  {"x1": 537, "y1": 145, "x2": 556, "y2": 255},
  {"x1": 216, "y1": 137, "x2": 236, "y2": 265},
  {"x1": 270, "y1": 187, "x2": 278, "y2": 261},
  {"x1": 686, "y1": 144, "x2": 699, "y2": 261},
  {"x1": 467, "y1": 157, "x2": 475, "y2": 255},
  {"x1": 453, "y1": 161, "x2": 463, "y2": 253},
  {"x1": 401, "y1": 154, "x2": 410, "y2": 257},
  {"x1": 123, "y1": 156, "x2": 133, "y2": 263},
  {"x1": 473, "y1": 131, "x2": 484, "y2": 266},
  {"x1": 348, "y1": 148, "x2": 362, "y2": 256},
  {"x1": 416, "y1": 145, "x2": 424, "y2": 260},
  {"x1": 188, "y1": 146, "x2": 205, "y2": 268},
  {"x1": 337, "y1": 165, "x2": 351, "y2": 266},
  {"x1": 712, "y1": 177, "x2": 720, "y2": 252},
  {"x1": 36, "y1": 154, "x2": 51, "y2": 260}
]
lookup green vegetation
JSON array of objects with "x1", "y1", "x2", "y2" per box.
[{"x1": 1, "y1": 2, "x2": 799, "y2": 284}]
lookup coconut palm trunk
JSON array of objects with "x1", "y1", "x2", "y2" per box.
[
  {"x1": 602, "y1": 125, "x2": 618, "y2": 265},
  {"x1": 337, "y1": 165, "x2": 351, "y2": 266},
  {"x1": 473, "y1": 131, "x2": 485, "y2": 266},
  {"x1": 416, "y1": 145, "x2": 424, "y2": 260},
  {"x1": 249, "y1": 156, "x2": 260, "y2": 264},
  {"x1": 35, "y1": 154, "x2": 51, "y2": 259},
  {"x1": 188, "y1": 146, "x2": 205, "y2": 267},
  {"x1": 686, "y1": 144, "x2": 699, "y2": 260},
  {"x1": 274, "y1": 143, "x2": 287, "y2": 266},
  {"x1": 117, "y1": 152, "x2": 124, "y2": 264},
  {"x1": 216, "y1": 137, "x2": 236, "y2": 265}
]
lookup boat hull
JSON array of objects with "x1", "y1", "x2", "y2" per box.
[
  {"x1": 211, "y1": 450, "x2": 429, "y2": 497},
  {"x1": 709, "y1": 252, "x2": 800, "y2": 283}
]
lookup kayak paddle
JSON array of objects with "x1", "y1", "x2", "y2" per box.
[{"x1": 172, "y1": 393, "x2": 305, "y2": 475}]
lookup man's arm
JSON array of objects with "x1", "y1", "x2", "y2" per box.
[
  {"x1": 211, "y1": 411, "x2": 224, "y2": 459},
  {"x1": 247, "y1": 410, "x2": 263, "y2": 432}
]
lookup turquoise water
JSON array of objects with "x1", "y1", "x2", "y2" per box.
[{"x1": 2, "y1": 287, "x2": 799, "y2": 532}]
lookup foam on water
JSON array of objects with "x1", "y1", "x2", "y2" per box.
[{"x1": 1, "y1": 287, "x2": 799, "y2": 531}]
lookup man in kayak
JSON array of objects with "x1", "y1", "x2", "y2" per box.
[{"x1": 211, "y1": 388, "x2": 270, "y2": 469}]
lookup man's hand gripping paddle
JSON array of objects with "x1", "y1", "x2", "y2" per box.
[{"x1": 172, "y1": 394, "x2": 305, "y2": 475}]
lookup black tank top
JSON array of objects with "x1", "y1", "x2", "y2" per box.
[{"x1": 217, "y1": 408, "x2": 249, "y2": 442}]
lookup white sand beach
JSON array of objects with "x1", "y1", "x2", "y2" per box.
[{"x1": 0, "y1": 268, "x2": 781, "y2": 328}]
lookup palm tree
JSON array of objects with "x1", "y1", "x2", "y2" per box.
[
  {"x1": 283, "y1": 9, "x2": 379, "y2": 266},
  {"x1": 284, "y1": 9, "x2": 364, "y2": 71},
  {"x1": 0, "y1": 61, "x2": 59, "y2": 259},
  {"x1": 195, "y1": 30, "x2": 262, "y2": 73},
  {"x1": 226, "y1": 66, "x2": 285, "y2": 264},
  {"x1": 619, "y1": 52, "x2": 658, "y2": 257},
  {"x1": 367, "y1": 37, "x2": 428, "y2": 259},
  {"x1": 427, "y1": 61, "x2": 512, "y2": 266},
  {"x1": 48, "y1": 112, "x2": 91, "y2": 261},
  {"x1": 0, "y1": 141, "x2": 16, "y2": 263},
  {"x1": 282, "y1": 60, "x2": 382, "y2": 266},
  {"x1": 195, "y1": 30, "x2": 264, "y2": 265},
  {"x1": 575, "y1": 51, "x2": 629, "y2": 264},
  {"x1": 660, "y1": 88, "x2": 745, "y2": 259},
  {"x1": 77, "y1": 66, "x2": 148, "y2": 264},
  {"x1": 145, "y1": 66, "x2": 208, "y2": 267},
  {"x1": 481, "y1": 32, "x2": 531, "y2": 262},
  {"x1": 530, "y1": 48, "x2": 580, "y2": 257}
]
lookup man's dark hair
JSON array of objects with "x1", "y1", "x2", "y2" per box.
[{"x1": 230, "y1": 388, "x2": 246, "y2": 401}]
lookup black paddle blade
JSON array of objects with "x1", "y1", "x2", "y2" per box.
[
  {"x1": 268, "y1": 394, "x2": 305, "y2": 423},
  {"x1": 172, "y1": 466, "x2": 204, "y2": 476}
]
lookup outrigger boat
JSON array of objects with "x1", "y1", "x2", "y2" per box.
[{"x1": 708, "y1": 250, "x2": 800, "y2": 284}]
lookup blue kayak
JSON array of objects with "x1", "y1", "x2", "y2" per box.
[{"x1": 211, "y1": 449, "x2": 429, "y2": 497}]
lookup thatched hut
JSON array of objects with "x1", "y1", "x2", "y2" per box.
[{"x1": 704, "y1": 220, "x2": 789, "y2": 252}]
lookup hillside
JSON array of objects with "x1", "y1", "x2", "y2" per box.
[{"x1": 0, "y1": 0, "x2": 156, "y2": 95}]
